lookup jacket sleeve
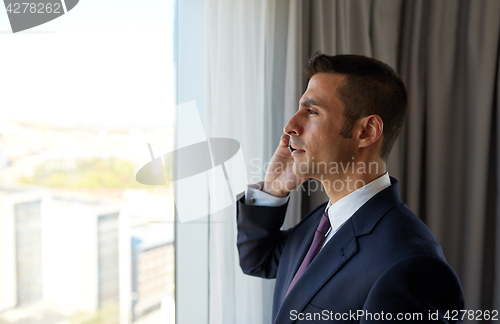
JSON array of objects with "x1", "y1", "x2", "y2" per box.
[
  {"x1": 361, "y1": 255, "x2": 465, "y2": 323},
  {"x1": 236, "y1": 195, "x2": 291, "y2": 279}
]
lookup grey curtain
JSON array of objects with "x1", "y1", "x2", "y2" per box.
[{"x1": 273, "y1": 0, "x2": 500, "y2": 317}]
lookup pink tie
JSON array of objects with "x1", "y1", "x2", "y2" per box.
[{"x1": 286, "y1": 211, "x2": 331, "y2": 296}]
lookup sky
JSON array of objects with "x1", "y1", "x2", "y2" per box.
[{"x1": 0, "y1": 0, "x2": 175, "y2": 126}]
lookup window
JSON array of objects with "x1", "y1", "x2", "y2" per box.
[{"x1": 0, "y1": 0, "x2": 176, "y2": 323}]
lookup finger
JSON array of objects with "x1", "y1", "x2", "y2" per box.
[{"x1": 280, "y1": 134, "x2": 290, "y2": 147}]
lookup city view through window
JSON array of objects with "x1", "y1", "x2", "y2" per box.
[{"x1": 0, "y1": 0, "x2": 176, "y2": 323}]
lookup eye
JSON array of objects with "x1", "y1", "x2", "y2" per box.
[{"x1": 307, "y1": 108, "x2": 318, "y2": 115}]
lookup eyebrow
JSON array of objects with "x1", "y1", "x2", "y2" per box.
[{"x1": 300, "y1": 98, "x2": 320, "y2": 107}]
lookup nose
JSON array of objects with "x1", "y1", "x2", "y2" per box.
[{"x1": 284, "y1": 112, "x2": 303, "y2": 136}]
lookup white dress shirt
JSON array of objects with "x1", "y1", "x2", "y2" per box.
[{"x1": 245, "y1": 173, "x2": 392, "y2": 247}]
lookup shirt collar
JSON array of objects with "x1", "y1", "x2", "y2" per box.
[{"x1": 325, "y1": 172, "x2": 391, "y2": 233}]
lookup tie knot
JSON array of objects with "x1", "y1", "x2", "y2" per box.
[{"x1": 316, "y1": 212, "x2": 331, "y2": 235}]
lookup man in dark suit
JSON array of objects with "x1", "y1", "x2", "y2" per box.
[{"x1": 237, "y1": 53, "x2": 464, "y2": 323}]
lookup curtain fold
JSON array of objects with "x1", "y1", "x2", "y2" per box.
[
  {"x1": 205, "y1": 1, "x2": 268, "y2": 322},
  {"x1": 494, "y1": 41, "x2": 500, "y2": 311}
]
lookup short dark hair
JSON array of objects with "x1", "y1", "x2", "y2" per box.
[{"x1": 304, "y1": 52, "x2": 407, "y2": 160}]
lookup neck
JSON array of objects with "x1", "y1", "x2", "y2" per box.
[{"x1": 319, "y1": 160, "x2": 386, "y2": 204}]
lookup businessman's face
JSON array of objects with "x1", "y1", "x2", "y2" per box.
[{"x1": 284, "y1": 73, "x2": 356, "y2": 180}]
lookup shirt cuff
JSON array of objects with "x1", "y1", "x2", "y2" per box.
[{"x1": 245, "y1": 181, "x2": 290, "y2": 207}]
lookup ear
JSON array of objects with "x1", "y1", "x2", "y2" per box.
[{"x1": 357, "y1": 115, "x2": 383, "y2": 148}]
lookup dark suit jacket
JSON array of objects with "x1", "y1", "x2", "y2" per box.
[{"x1": 237, "y1": 177, "x2": 464, "y2": 323}]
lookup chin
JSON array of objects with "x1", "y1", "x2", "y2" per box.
[{"x1": 292, "y1": 161, "x2": 310, "y2": 178}]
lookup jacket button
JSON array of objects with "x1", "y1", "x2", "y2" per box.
[{"x1": 340, "y1": 249, "x2": 345, "y2": 257}]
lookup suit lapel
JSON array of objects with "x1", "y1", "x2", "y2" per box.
[{"x1": 273, "y1": 219, "x2": 358, "y2": 324}]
